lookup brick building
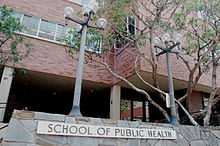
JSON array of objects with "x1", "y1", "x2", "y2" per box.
[{"x1": 0, "y1": 0, "x2": 219, "y2": 124}]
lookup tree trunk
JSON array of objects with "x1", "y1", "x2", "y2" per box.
[
  {"x1": 185, "y1": 72, "x2": 194, "y2": 109},
  {"x1": 204, "y1": 50, "x2": 218, "y2": 126}
]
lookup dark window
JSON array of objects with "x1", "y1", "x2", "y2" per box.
[
  {"x1": 120, "y1": 99, "x2": 149, "y2": 122},
  {"x1": 127, "y1": 16, "x2": 136, "y2": 35},
  {"x1": 114, "y1": 16, "x2": 136, "y2": 48}
]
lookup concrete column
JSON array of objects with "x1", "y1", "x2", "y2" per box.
[
  {"x1": 110, "y1": 85, "x2": 121, "y2": 121},
  {"x1": 0, "y1": 67, "x2": 14, "y2": 122}
]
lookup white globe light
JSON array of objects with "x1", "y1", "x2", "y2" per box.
[
  {"x1": 162, "y1": 33, "x2": 171, "y2": 42},
  {"x1": 64, "y1": 7, "x2": 74, "y2": 18},
  {"x1": 97, "y1": 18, "x2": 107, "y2": 29},
  {"x1": 153, "y1": 37, "x2": 161, "y2": 46},
  {"x1": 174, "y1": 32, "x2": 182, "y2": 43},
  {"x1": 75, "y1": 23, "x2": 82, "y2": 32}
]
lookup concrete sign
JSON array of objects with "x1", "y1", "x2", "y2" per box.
[{"x1": 37, "y1": 121, "x2": 177, "y2": 140}]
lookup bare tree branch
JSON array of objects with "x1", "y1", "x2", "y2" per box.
[
  {"x1": 175, "y1": 99, "x2": 199, "y2": 126},
  {"x1": 176, "y1": 54, "x2": 192, "y2": 72},
  {"x1": 97, "y1": 59, "x2": 171, "y2": 121},
  {"x1": 134, "y1": 55, "x2": 198, "y2": 125}
]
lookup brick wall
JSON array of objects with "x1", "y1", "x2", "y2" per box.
[
  {"x1": 140, "y1": 47, "x2": 218, "y2": 89},
  {"x1": 1, "y1": 0, "x2": 114, "y2": 85},
  {"x1": 1, "y1": 0, "x2": 218, "y2": 89},
  {"x1": 188, "y1": 91, "x2": 203, "y2": 114},
  {"x1": 2, "y1": 0, "x2": 80, "y2": 23}
]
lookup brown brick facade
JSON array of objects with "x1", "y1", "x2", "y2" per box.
[
  {"x1": 1, "y1": 0, "x2": 218, "y2": 89},
  {"x1": 1, "y1": 0, "x2": 116, "y2": 85}
]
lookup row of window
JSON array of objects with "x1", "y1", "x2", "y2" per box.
[
  {"x1": 11, "y1": 11, "x2": 137, "y2": 52},
  {"x1": 12, "y1": 12, "x2": 102, "y2": 53},
  {"x1": 13, "y1": 13, "x2": 66, "y2": 42}
]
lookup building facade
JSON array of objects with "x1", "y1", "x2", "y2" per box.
[{"x1": 0, "y1": 0, "x2": 219, "y2": 124}]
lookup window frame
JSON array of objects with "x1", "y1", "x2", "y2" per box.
[
  {"x1": 38, "y1": 19, "x2": 57, "y2": 40},
  {"x1": 22, "y1": 14, "x2": 40, "y2": 36},
  {"x1": 126, "y1": 16, "x2": 136, "y2": 36},
  {"x1": 13, "y1": 11, "x2": 102, "y2": 53}
]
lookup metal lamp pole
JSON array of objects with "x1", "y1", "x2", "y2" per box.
[
  {"x1": 166, "y1": 52, "x2": 177, "y2": 124},
  {"x1": 65, "y1": 11, "x2": 92, "y2": 117},
  {"x1": 156, "y1": 42, "x2": 180, "y2": 124},
  {"x1": 64, "y1": 6, "x2": 107, "y2": 117},
  {"x1": 70, "y1": 22, "x2": 88, "y2": 117}
]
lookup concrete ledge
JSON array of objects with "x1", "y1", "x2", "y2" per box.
[{"x1": 2, "y1": 110, "x2": 220, "y2": 146}]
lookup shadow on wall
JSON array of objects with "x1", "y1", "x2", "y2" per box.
[{"x1": 3, "y1": 71, "x2": 111, "y2": 122}]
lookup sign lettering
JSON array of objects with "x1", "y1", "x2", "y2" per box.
[{"x1": 37, "y1": 121, "x2": 176, "y2": 139}]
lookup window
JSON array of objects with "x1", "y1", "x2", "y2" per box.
[
  {"x1": 120, "y1": 99, "x2": 132, "y2": 120},
  {"x1": 86, "y1": 32, "x2": 102, "y2": 53},
  {"x1": 55, "y1": 24, "x2": 66, "y2": 42},
  {"x1": 133, "y1": 101, "x2": 143, "y2": 121},
  {"x1": 127, "y1": 16, "x2": 136, "y2": 35},
  {"x1": 120, "y1": 99, "x2": 149, "y2": 122},
  {"x1": 12, "y1": 12, "x2": 22, "y2": 22},
  {"x1": 22, "y1": 15, "x2": 39, "y2": 35},
  {"x1": 114, "y1": 16, "x2": 136, "y2": 49},
  {"x1": 96, "y1": 0, "x2": 105, "y2": 8},
  {"x1": 39, "y1": 19, "x2": 56, "y2": 40},
  {"x1": 12, "y1": 11, "x2": 102, "y2": 53}
]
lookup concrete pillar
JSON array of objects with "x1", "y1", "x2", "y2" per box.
[
  {"x1": 110, "y1": 85, "x2": 121, "y2": 121},
  {"x1": 0, "y1": 67, "x2": 14, "y2": 122}
]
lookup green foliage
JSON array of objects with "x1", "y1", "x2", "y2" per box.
[
  {"x1": 184, "y1": 32, "x2": 198, "y2": 54},
  {"x1": 86, "y1": 28, "x2": 103, "y2": 52},
  {"x1": 0, "y1": 5, "x2": 30, "y2": 64},
  {"x1": 103, "y1": 0, "x2": 133, "y2": 48},
  {"x1": 0, "y1": 5, "x2": 22, "y2": 36},
  {"x1": 173, "y1": 0, "x2": 220, "y2": 60},
  {"x1": 120, "y1": 99, "x2": 130, "y2": 112},
  {"x1": 110, "y1": 1, "x2": 130, "y2": 24},
  {"x1": 174, "y1": 12, "x2": 186, "y2": 30},
  {"x1": 65, "y1": 28, "x2": 81, "y2": 50},
  {"x1": 65, "y1": 0, "x2": 133, "y2": 53},
  {"x1": 65, "y1": 27, "x2": 103, "y2": 53}
]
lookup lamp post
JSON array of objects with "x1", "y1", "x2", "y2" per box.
[
  {"x1": 64, "y1": 3, "x2": 107, "y2": 117},
  {"x1": 154, "y1": 33, "x2": 181, "y2": 124}
]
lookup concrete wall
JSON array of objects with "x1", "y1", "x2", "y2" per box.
[{"x1": 2, "y1": 110, "x2": 220, "y2": 146}]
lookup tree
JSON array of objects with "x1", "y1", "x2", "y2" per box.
[
  {"x1": 65, "y1": 0, "x2": 197, "y2": 124},
  {"x1": 172, "y1": 0, "x2": 220, "y2": 126},
  {"x1": 65, "y1": 0, "x2": 220, "y2": 126},
  {"x1": 0, "y1": 5, "x2": 30, "y2": 64},
  {"x1": 98, "y1": 0, "x2": 197, "y2": 124}
]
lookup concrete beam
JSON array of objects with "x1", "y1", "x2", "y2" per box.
[
  {"x1": 0, "y1": 67, "x2": 14, "y2": 122},
  {"x1": 110, "y1": 85, "x2": 121, "y2": 121}
]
